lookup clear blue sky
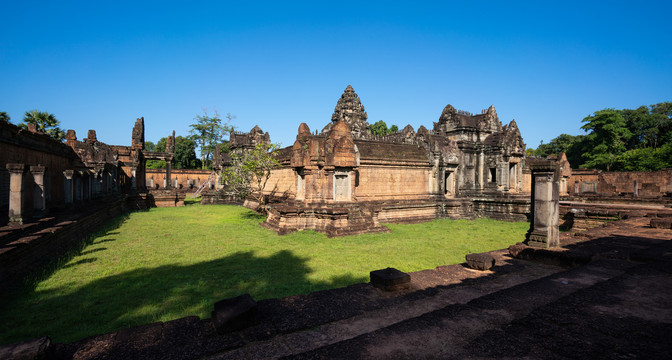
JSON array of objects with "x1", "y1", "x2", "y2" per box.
[{"x1": 2, "y1": 1, "x2": 671, "y2": 150}]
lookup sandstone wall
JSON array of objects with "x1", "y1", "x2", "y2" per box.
[
  {"x1": 567, "y1": 169, "x2": 672, "y2": 198},
  {"x1": 262, "y1": 167, "x2": 296, "y2": 196},
  {"x1": 355, "y1": 165, "x2": 430, "y2": 201},
  {"x1": 598, "y1": 170, "x2": 672, "y2": 197},
  {"x1": 146, "y1": 169, "x2": 214, "y2": 191}
]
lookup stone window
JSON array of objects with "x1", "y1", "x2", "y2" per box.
[
  {"x1": 489, "y1": 168, "x2": 496, "y2": 183},
  {"x1": 333, "y1": 168, "x2": 351, "y2": 201}
]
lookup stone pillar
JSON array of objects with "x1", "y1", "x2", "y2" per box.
[
  {"x1": 63, "y1": 170, "x2": 74, "y2": 207},
  {"x1": 478, "y1": 151, "x2": 484, "y2": 190},
  {"x1": 526, "y1": 163, "x2": 560, "y2": 248},
  {"x1": 7, "y1": 163, "x2": 29, "y2": 224},
  {"x1": 165, "y1": 161, "x2": 172, "y2": 189},
  {"x1": 30, "y1": 165, "x2": 46, "y2": 217},
  {"x1": 634, "y1": 180, "x2": 639, "y2": 197},
  {"x1": 74, "y1": 174, "x2": 82, "y2": 203},
  {"x1": 84, "y1": 173, "x2": 92, "y2": 201},
  {"x1": 131, "y1": 166, "x2": 137, "y2": 190}
]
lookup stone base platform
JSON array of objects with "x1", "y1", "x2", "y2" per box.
[
  {"x1": 262, "y1": 202, "x2": 389, "y2": 237},
  {"x1": 146, "y1": 189, "x2": 186, "y2": 207}
]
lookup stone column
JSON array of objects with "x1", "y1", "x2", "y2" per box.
[
  {"x1": 131, "y1": 166, "x2": 137, "y2": 190},
  {"x1": 526, "y1": 163, "x2": 560, "y2": 248},
  {"x1": 7, "y1": 163, "x2": 29, "y2": 224},
  {"x1": 165, "y1": 161, "x2": 172, "y2": 189},
  {"x1": 63, "y1": 170, "x2": 74, "y2": 207},
  {"x1": 74, "y1": 174, "x2": 82, "y2": 203},
  {"x1": 30, "y1": 165, "x2": 46, "y2": 217},
  {"x1": 478, "y1": 151, "x2": 484, "y2": 190}
]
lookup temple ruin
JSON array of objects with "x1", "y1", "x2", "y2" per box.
[{"x1": 210, "y1": 85, "x2": 536, "y2": 236}]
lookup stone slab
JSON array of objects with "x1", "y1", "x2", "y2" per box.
[
  {"x1": 465, "y1": 253, "x2": 496, "y2": 271},
  {"x1": 370, "y1": 267, "x2": 411, "y2": 291}
]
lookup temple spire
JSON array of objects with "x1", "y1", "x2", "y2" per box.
[{"x1": 321, "y1": 85, "x2": 370, "y2": 137}]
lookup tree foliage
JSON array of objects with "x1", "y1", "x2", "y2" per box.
[
  {"x1": 145, "y1": 136, "x2": 201, "y2": 169},
  {"x1": 369, "y1": 120, "x2": 399, "y2": 136},
  {"x1": 189, "y1": 111, "x2": 233, "y2": 168},
  {"x1": 529, "y1": 102, "x2": 672, "y2": 171},
  {"x1": 221, "y1": 143, "x2": 280, "y2": 213},
  {"x1": 0, "y1": 112, "x2": 9, "y2": 123},
  {"x1": 20, "y1": 110, "x2": 65, "y2": 140}
]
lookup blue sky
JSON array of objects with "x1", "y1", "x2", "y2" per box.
[{"x1": 2, "y1": 1, "x2": 670, "y2": 150}]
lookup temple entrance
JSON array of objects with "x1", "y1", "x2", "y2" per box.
[{"x1": 444, "y1": 171, "x2": 455, "y2": 196}]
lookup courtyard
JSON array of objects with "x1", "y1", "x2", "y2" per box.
[{"x1": 0, "y1": 204, "x2": 528, "y2": 345}]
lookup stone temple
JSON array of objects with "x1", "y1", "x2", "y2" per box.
[{"x1": 215, "y1": 85, "x2": 532, "y2": 236}]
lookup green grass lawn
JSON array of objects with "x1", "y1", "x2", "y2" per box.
[{"x1": 0, "y1": 205, "x2": 528, "y2": 344}]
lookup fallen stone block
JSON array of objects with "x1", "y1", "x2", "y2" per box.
[
  {"x1": 465, "y1": 253, "x2": 496, "y2": 271},
  {"x1": 0, "y1": 336, "x2": 51, "y2": 360},
  {"x1": 370, "y1": 267, "x2": 411, "y2": 291},
  {"x1": 212, "y1": 294, "x2": 258, "y2": 334},
  {"x1": 508, "y1": 242, "x2": 529, "y2": 258}
]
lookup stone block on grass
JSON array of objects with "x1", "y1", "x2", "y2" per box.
[
  {"x1": 212, "y1": 294, "x2": 258, "y2": 334},
  {"x1": 465, "y1": 253, "x2": 496, "y2": 271},
  {"x1": 370, "y1": 267, "x2": 411, "y2": 291}
]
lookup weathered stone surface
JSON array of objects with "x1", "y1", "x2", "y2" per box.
[
  {"x1": 0, "y1": 336, "x2": 51, "y2": 360},
  {"x1": 212, "y1": 294, "x2": 258, "y2": 334},
  {"x1": 370, "y1": 267, "x2": 411, "y2": 291},
  {"x1": 650, "y1": 218, "x2": 672, "y2": 229},
  {"x1": 465, "y1": 253, "x2": 496, "y2": 270}
]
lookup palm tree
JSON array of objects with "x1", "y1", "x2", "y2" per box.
[{"x1": 21, "y1": 110, "x2": 66, "y2": 140}]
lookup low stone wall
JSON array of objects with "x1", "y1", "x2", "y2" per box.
[
  {"x1": 146, "y1": 189, "x2": 186, "y2": 207},
  {"x1": 472, "y1": 196, "x2": 530, "y2": 221},
  {"x1": 201, "y1": 192, "x2": 243, "y2": 205},
  {"x1": 145, "y1": 169, "x2": 214, "y2": 192},
  {"x1": 0, "y1": 196, "x2": 147, "y2": 291},
  {"x1": 567, "y1": 168, "x2": 672, "y2": 199}
]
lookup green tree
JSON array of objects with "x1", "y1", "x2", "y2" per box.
[
  {"x1": 20, "y1": 110, "x2": 66, "y2": 140},
  {"x1": 221, "y1": 143, "x2": 280, "y2": 213},
  {"x1": 580, "y1": 109, "x2": 632, "y2": 171},
  {"x1": 0, "y1": 112, "x2": 9, "y2": 123},
  {"x1": 144, "y1": 141, "x2": 156, "y2": 152},
  {"x1": 369, "y1": 120, "x2": 399, "y2": 136},
  {"x1": 173, "y1": 136, "x2": 201, "y2": 169},
  {"x1": 145, "y1": 136, "x2": 201, "y2": 169},
  {"x1": 189, "y1": 111, "x2": 233, "y2": 168}
]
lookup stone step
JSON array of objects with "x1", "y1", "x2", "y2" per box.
[
  {"x1": 199, "y1": 258, "x2": 629, "y2": 360},
  {"x1": 274, "y1": 259, "x2": 638, "y2": 359}
]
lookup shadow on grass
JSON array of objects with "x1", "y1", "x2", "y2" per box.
[
  {"x1": 241, "y1": 211, "x2": 266, "y2": 221},
  {"x1": 0, "y1": 249, "x2": 367, "y2": 345}
]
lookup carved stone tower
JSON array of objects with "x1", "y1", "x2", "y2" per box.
[{"x1": 321, "y1": 85, "x2": 370, "y2": 138}]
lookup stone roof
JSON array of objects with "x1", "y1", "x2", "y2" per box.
[{"x1": 355, "y1": 140, "x2": 428, "y2": 163}]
